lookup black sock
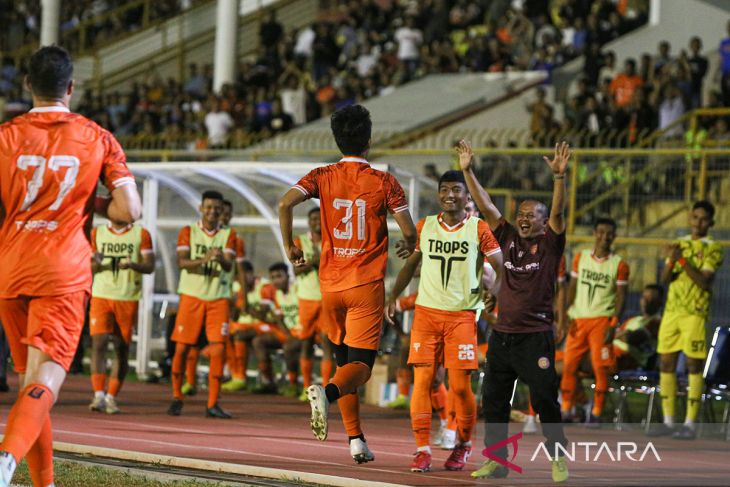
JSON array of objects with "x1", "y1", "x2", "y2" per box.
[
  {"x1": 348, "y1": 434, "x2": 365, "y2": 444},
  {"x1": 325, "y1": 383, "x2": 340, "y2": 403}
]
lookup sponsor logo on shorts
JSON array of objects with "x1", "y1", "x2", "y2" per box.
[
  {"x1": 28, "y1": 386, "x2": 46, "y2": 399},
  {"x1": 458, "y1": 344, "x2": 475, "y2": 360},
  {"x1": 601, "y1": 346, "x2": 610, "y2": 361},
  {"x1": 537, "y1": 356, "x2": 550, "y2": 369},
  {"x1": 222, "y1": 321, "x2": 229, "y2": 336},
  {"x1": 413, "y1": 342, "x2": 421, "y2": 352}
]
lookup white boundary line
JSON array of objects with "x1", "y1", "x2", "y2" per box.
[{"x1": 51, "y1": 441, "x2": 410, "y2": 487}]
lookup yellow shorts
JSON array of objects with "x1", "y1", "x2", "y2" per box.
[{"x1": 657, "y1": 312, "x2": 707, "y2": 359}]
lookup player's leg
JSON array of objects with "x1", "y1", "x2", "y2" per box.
[
  {"x1": 283, "y1": 337, "x2": 302, "y2": 397},
  {"x1": 586, "y1": 317, "x2": 613, "y2": 425},
  {"x1": 442, "y1": 313, "x2": 478, "y2": 471},
  {"x1": 319, "y1": 332, "x2": 334, "y2": 384},
  {"x1": 474, "y1": 329, "x2": 518, "y2": 479},
  {"x1": 513, "y1": 331, "x2": 569, "y2": 483},
  {"x1": 430, "y1": 367, "x2": 449, "y2": 445},
  {"x1": 105, "y1": 301, "x2": 136, "y2": 414},
  {"x1": 410, "y1": 364, "x2": 437, "y2": 472},
  {"x1": 184, "y1": 347, "x2": 200, "y2": 394},
  {"x1": 559, "y1": 320, "x2": 589, "y2": 421},
  {"x1": 0, "y1": 293, "x2": 85, "y2": 485},
  {"x1": 672, "y1": 315, "x2": 708, "y2": 440},
  {"x1": 252, "y1": 333, "x2": 279, "y2": 393},
  {"x1": 203, "y1": 299, "x2": 231, "y2": 418},
  {"x1": 169, "y1": 295, "x2": 205, "y2": 415},
  {"x1": 89, "y1": 297, "x2": 114, "y2": 411},
  {"x1": 298, "y1": 299, "x2": 320, "y2": 395},
  {"x1": 652, "y1": 312, "x2": 683, "y2": 436}
]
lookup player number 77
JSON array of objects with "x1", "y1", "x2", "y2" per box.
[{"x1": 17, "y1": 155, "x2": 80, "y2": 212}]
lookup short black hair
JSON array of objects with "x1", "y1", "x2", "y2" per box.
[
  {"x1": 438, "y1": 170, "x2": 466, "y2": 190},
  {"x1": 330, "y1": 105, "x2": 371, "y2": 156},
  {"x1": 520, "y1": 199, "x2": 549, "y2": 219},
  {"x1": 268, "y1": 262, "x2": 289, "y2": 273},
  {"x1": 594, "y1": 217, "x2": 617, "y2": 231},
  {"x1": 308, "y1": 207, "x2": 321, "y2": 217},
  {"x1": 625, "y1": 58, "x2": 636, "y2": 69},
  {"x1": 27, "y1": 46, "x2": 73, "y2": 99},
  {"x1": 644, "y1": 283, "x2": 664, "y2": 299},
  {"x1": 222, "y1": 199, "x2": 233, "y2": 210},
  {"x1": 242, "y1": 260, "x2": 253, "y2": 272},
  {"x1": 693, "y1": 200, "x2": 715, "y2": 220},
  {"x1": 201, "y1": 190, "x2": 223, "y2": 203}
]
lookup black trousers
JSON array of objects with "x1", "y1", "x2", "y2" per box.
[{"x1": 482, "y1": 330, "x2": 567, "y2": 459}]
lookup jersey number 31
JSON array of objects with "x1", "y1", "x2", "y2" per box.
[
  {"x1": 17, "y1": 155, "x2": 80, "y2": 212},
  {"x1": 333, "y1": 198, "x2": 366, "y2": 240}
]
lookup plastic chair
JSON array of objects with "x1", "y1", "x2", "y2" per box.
[{"x1": 698, "y1": 326, "x2": 730, "y2": 439}]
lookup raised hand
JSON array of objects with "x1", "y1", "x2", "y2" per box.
[
  {"x1": 543, "y1": 141, "x2": 571, "y2": 176},
  {"x1": 455, "y1": 139, "x2": 474, "y2": 171}
]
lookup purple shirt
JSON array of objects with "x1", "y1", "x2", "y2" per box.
[
  {"x1": 720, "y1": 38, "x2": 730, "y2": 74},
  {"x1": 493, "y1": 220, "x2": 565, "y2": 333}
]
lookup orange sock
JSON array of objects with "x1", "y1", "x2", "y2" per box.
[
  {"x1": 320, "y1": 359, "x2": 334, "y2": 385},
  {"x1": 431, "y1": 382, "x2": 448, "y2": 421},
  {"x1": 300, "y1": 358, "x2": 313, "y2": 389},
  {"x1": 288, "y1": 370, "x2": 298, "y2": 386},
  {"x1": 234, "y1": 340, "x2": 248, "y2": 381},
  {"x1": 225, "y1": 339, "x2": 238, "y2": 379},
  {"x1": 25, "y1": 415, "x2": 53, "y2": 487},
  {"x1": 330, "y1": 362, "x2": 371, "y2": 396},
  {"x1": 446, "y1": 387, "x2": 457, "y2": 431},
  {"x1": 397, "y1": 368, "x2": 413, "y2": 397},
  {"x1": 1, "y1": 384, "x2": 55, "y2": 461},
  {"x1": 108, "y1": 378, "x2": 122, "y2": 397},
  {"x1": 171, "y1": 345, "x2": 186, "y2": 400},
  {"x1": 411, "y1": 366, "x2": 435, "y2": 447},
  {"x1": 338, "y1": 392, "x2": 362, "y2": 437},
  {"x1": 208, "y1": 343, "x2": 224, "y2": 408},
  {"x1": 91, "y1": 373, "x2": 106, "y2": 393},
  {"x1": 186, "y1": 348, "x2": 199, "y2": 387},
  {"x1": 450, "y1": 370, "x2": 476, "y2": 443},
  {"x1": 592, "y1": 367, "x2": 609, "y2": 417}
]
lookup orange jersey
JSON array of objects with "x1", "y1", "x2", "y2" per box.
[
  {"x1": 293, "y1": 157, "x2": 408, "y2": 292},
  {"x1": 0, "y1": 107, "x2": 134, "y2": 298}
]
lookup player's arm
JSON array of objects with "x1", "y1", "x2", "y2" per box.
[
  {"x1": 91, "y1": 253, "x2": 105, "y2": 273},
  {"x1": 485, "y1": 251, "x2": 503, "y2": 296},
  {"x1": 456, "y1": 139, "x2": 502, "y2": 230},
  {"x1": 96, "y1": 183, "x2": 142, "y2": 224},
  {"x1": 292, "y1": 237, "x2": 314, "y2": 275},
  {"x1": 176, "y1": 227, "x2": 208, "y2": 270},
  {"x1": 668, "y1": 243, "x2": 717, "y2": 291},
  {"x1": 278, "y1": 188, "x2": 308, "y2": 266},
  {"x1": 385, "y1": 251, "x2": 422, "y2": 324},
  {"x1": 543, "y1": 141, "x2": 571, "y2": 234},
  {"x1": 121, "y1": 252, "x2": 155, "y2": 274}
]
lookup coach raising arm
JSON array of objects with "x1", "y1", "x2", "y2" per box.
[{"x1": 457, "y1": 140, "x2": 570, "y2": 483}]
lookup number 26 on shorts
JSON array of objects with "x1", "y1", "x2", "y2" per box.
[{"x1": 17, "y1": 155, "x2": 80, "y2": 212}]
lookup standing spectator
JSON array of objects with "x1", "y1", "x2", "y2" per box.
[
  {"x1": 395, "y1": 17, "x2": 423, "y2": 78},
  {"x1": 610, "y1": 58, "x2": 643, "y2": 108},
  {"x1": 311, "y1": 23, "x2": 339, "y2": 81},
  {"x1": 687, "y1": 37, "x2": 708, "y2": 109},
  {"x1": 184, "y1": 64, "x2": 206, "y2": 98},
  {"x1": 657, "y1": 83, "x2": 686, "y2": 137},
  {"x1": 279, "y1": 76, "x2": 307, "y2": 126},
  {"x1": 653, "y1": 41, "x2": 673, "y2": 75},
  {"x1": 259, "y1": 10, "x2": 283, "y2": 51},
  {"x1": 204, "y1": 98, "x2": 234, "y2": 148},
  {"x1": 526, "y1": 87, "x2": 552, "y2": 135},
  {"x1": 599, "y1": 51, "x2": 618, "y2": 82},
  {"x1": 294, "y1": 25, "x2": 316, "y2": 59},
  {"x1": 719, "y1": 20, "x2": 730, "y2": 106},
  {"x1": 268, "y1": 99, "x2": 294, "y2": 135}
]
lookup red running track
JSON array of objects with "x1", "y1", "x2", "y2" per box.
[{"x1": 1, "y1": 375, "x2": 730, "y2": 486}]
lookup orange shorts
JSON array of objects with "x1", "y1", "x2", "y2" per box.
[
  {"x1": 564, "y1": 317, "x2": 614, "y2": 369},
  {"x1": 172, "y1": 294, "x2": 229, "y2": 345},
  {"x1": 409, "y1": 305, "x2": 478, "y2": 370},
  {"x1": 0, "y1": 291, "x2": 88, "y2": 373},
  {"x1": 298, "y1": 299, "x2": 323, "y2": 339},
  {"x1": 89, "y1": 297, "x2": 138, "y2": 344},
  {"x1": 322, "y1": 280, "x2": 384, "y2": 351}
]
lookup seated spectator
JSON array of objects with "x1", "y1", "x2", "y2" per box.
[
  {"x1": 687, "y1": 36, "x2": 708, "y2": 109},
  {"x1": 613, "y1": 284, "x2": 663, "y2": 371}
]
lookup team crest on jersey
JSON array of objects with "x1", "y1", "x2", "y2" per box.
[
  {"x1": 530, "y1": 244, "x2": 538, "y2": 255},
  {"x1": 537, "y1": 356, "x2": 550, "y2": 369},
  {"x1": 518, "y1": 251, "x2": 524, "y2": 258}
]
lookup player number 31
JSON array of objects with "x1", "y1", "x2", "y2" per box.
[
  {"x1": 17, "y1": 155, "x2": 80, "y2": 212},
  {"x1": 333, "y1": 198, "x2": 366, "y2": 240}
]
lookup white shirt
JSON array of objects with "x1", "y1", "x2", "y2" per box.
[
  {"x1": 294, "y1": 27, "x2": 315, "y2": 57},
  {"x1": 280, "y1": 88, "x2": 306, "y2": 126},
  {"x1": 395, "y1": 27, "x2": 422, "y2": 61},
  {"x1": 659, "y1": 97, "x2": 685, "y2": 136},
  {"x1": 356, "y1": 52, "x2": 378, "y2": 77},
  {"x1": 204, "y1": 111, "x2": 234, "y2": 146}
]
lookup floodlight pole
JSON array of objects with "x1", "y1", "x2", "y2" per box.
[
  {"x1": 40, "y1": 0, "x2": 60, "y2": 46},
  {"x1": 213, "y1": 0, "x2": 239, "y2": 93}
]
